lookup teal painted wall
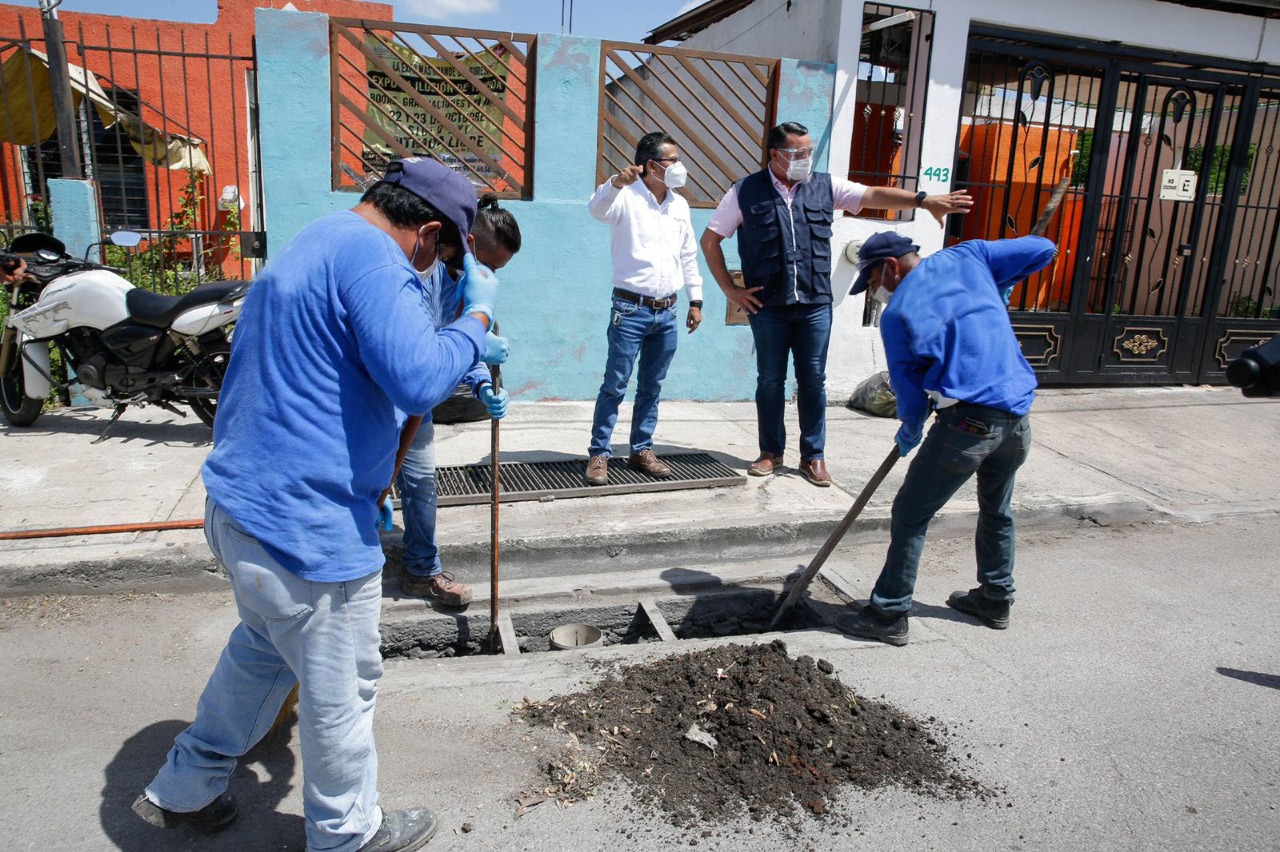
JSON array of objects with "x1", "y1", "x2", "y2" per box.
[
  {"x1": 48, "y1": 179, "x2": 101, "y2": 260},
  {"x1": 252, "y1": 12, "x2": 836, "y2": 401}
]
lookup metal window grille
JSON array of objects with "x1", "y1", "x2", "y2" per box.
[
  {"x1": 597, "y1": 41, "x2": 777, "y2": 208},
  {"x1": 329, "y1": 19, "x2": 534, "y2": 198},
  {"x1": 850, "y1": 4, "x2": 934, "y2": 221},
  {"x1": 0, "y1": 17, "x2": 264, "y2": 292}
]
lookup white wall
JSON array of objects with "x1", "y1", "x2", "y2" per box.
[{"x1": 687, "y1": 0, "x2": 1280, "y2": 398}]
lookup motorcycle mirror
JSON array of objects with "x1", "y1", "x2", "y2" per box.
[{"x1": 109, "y1": 230, "x2": 142, "y2": 248}]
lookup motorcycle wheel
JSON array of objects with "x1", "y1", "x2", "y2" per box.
[
  {"x1": 1, "y1": 337, "x2": 43, "y2": 427},
  {"x1": 185, "y1": 339, "x2": 231, "y2": 428}
]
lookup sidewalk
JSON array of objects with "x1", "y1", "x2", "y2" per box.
[{"x1": 0, "y1": 386, "x2": 1276, "y2": 595}]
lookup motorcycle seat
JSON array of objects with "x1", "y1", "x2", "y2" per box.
[{"x1": 126, "y1": 281, "x2": 245, "y2": 328}]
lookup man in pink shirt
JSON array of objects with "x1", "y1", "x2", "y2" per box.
[{"x1": 700, "y1": 121, "x2": 971, "y2": 486}]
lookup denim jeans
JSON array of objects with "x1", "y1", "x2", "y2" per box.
[
  {"x1": 588, "y1": 296, "x2": 678, "y2": 457},
  {"x1": 870, "y1": 404, "x2": 1033, "y2": 615},
  {"x1": 747, "y1": 303, "x2": 832, "y2": 461},
  {"x1": 146, "y1": 500, "x2": 385, "y2": 852},
  {"x1": 396, "y1": 418, "x2": 440, "y2": 579}
]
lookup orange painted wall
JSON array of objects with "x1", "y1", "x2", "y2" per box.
[{"x1": 957, "y1": 121, "x2": 1084, "y2": 311}]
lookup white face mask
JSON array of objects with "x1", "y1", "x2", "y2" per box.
[
  {"x1": 660, "y1": 160, "x2": 688, "y2": 189},
  {"x1": 410, "y1": 231, "x2": 440, "y2": 275},
  {"x1": 785, "y1": 155, "x2": 813, "y2": 182},
  {"x1": 417, "y1": 258, "x2": 440, "y2": 281},
  {"x1": 872, "y1": 285, "x2": 892, "y2": 306}
]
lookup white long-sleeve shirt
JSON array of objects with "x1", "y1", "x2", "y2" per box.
[{"x1": 588, "y1": 177, "x2": 703, "y2": 301}]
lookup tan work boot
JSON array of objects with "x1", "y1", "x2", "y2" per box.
[
  {"x1": 628, "y1": 448, "x2": 672, "y2": 478},
  {"x1": 585, "y1": 454, "x2": 609, "y2": 486},
  {"x1": 401, "y1": 572, "x2": 472, "y2": 607}
]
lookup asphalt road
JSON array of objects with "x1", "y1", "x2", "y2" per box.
[{"x1": 1, "y1": 514, "x2": 1277, "y2": 851}]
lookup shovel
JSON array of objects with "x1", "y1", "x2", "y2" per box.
[{"x1": 767, "y1": 445, "x2": 900, "y2": 630}]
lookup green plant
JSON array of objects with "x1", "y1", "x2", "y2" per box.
[{"x1": 1227, "y1": 293, "x2": 1259, "y2": 318}]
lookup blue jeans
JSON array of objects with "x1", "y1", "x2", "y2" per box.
[
  {"x1": 588, "y1": 296, "x2": 678, "y2": 457},
  {"x1": 397, "y1": 419, "x2": 440, "y2": 579},
  {"x1": 747, "y1": 303, "x2": 832, "y2": 461},
  {"x1": 870, "y1": 404, "x2": 1033, "y2": 615},
  {"x1": 146, "y1": 500, "x2": 384, "y2": 852}
]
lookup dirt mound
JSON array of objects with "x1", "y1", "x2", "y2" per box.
[{"x1": 517, "y1": 639, "x2": 997, "y2": 827}]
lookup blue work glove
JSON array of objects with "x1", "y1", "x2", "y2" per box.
[
  {"x1": 895, "y1": 420, "x2": 924, "y2": 457},
  {"x1": 375, "y1": 498, "x2": 394, "y2": 532},
  {"x1": 483, "y1": 331, "x2": 509, "y2": 365},
  {"x1": 461, "y1": 253, "x2": 498, "y2": 324},
  {"x1": 478, "y1": 384, "x2": 509, "y2": 419}
]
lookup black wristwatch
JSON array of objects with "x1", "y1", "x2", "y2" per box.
[
  {"x1": 688, "y1": 300, "x2": 703, "y2": 308},
  {"x1": 914, "y1": 190, "x2": 928, "y2": 207}
]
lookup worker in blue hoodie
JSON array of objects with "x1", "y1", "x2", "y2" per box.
[{"x1": 836, "y1": 231, "x2": 1056, "y2": 647}]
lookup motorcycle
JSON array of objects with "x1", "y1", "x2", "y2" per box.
[{"x1": 0, "y1": 230, "x2": 250, "y2": 439}]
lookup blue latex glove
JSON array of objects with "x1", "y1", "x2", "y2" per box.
[
  {"x1": 895, "y1": 420, "x2": 923, "y2": 457},
  {"x1": 483, "y1": 331, "x2": 509, "y2": 365},
  {"x1": 478, "y1": 384, "x2": 509, "y2": 419},
  {"x1": 998, "y1": 284, "x2": 1015, "y2": 307},
  {"x1": 375, "y1": 498, "x2": 393, "y2": 532},
  {"x1": 461, "y1": 253, "x2": 498, "y2": 324}
]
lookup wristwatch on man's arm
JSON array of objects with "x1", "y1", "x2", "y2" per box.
[{"x1": 914, "y1": 190, "x2": 927, "y2": 207}]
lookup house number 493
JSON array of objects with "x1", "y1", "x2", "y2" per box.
[{"x1": 922, "y1": 166, "x2": 951, "y2": 183}]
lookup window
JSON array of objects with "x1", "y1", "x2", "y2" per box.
[{"x1": 849, "y1": 4, "x2": 934, "y2": 221}]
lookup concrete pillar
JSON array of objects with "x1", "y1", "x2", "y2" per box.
[
  {"x1": 776, "y1": 58, "x2": 837, "y2": 172},
  {"x1": 48, "y1": 178, "x2": 100, "y2": 260},
  {"x1": 531, "y1": 34, "x2": 602, "y2": 202}
]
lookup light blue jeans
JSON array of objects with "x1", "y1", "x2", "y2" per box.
[
  {"x1": 588, "y1": 296, "x2": 679, "y2": 457},
  {"x1": 870, "y1": 404, "x2": 1032, "y2": 615},
  {"x1": 396, "y1": 418, "x2": 441, "y2": 579},
  {"x1": 145, "y1": 499, "x2": 385, "y2": 852}
]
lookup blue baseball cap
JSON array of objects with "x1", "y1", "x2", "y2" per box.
[
  {"x1": 850, "y1": 231, "x2": 919, "y2": 295},
  {"x1": 382, "y1": 157, "x2": 477, "y2": 250}
]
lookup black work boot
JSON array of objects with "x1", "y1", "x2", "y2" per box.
[
  {"x1": 131, "y1": 792, "x2": 238, "y2": 833},
  {"x1": 834, "y1": 605, "x2": 909, "y2": 647},
  {"x1": 946, "y1": 588, "x2": 1011, "y2": 629},
  {"x1": 357, "y1": 808, "x2": 438, "y2": 852}
]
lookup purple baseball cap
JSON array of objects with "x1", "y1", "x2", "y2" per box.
[
  {"x1": 850, "y1": 231, "x2": 919, "y2": 295},
  {"x1": 382, "y1": 157, "x2": 477, "y2": 250}
]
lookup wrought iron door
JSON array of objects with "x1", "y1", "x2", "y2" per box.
[{"x1": 960, "y1": 29, "x2": 1280, "y2": 385}]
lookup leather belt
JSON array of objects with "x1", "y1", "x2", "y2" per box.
[{"x1": 613, "y1": 288, "x2": 677, "y2": 310}]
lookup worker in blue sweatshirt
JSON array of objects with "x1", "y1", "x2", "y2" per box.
[{"x1": 836, "y1": 231, "x2": 1057, "y2": 647}]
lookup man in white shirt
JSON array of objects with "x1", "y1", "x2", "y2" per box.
[
  {"x1": 700, "y1": 121, "x2": 972, "y2": 487},
  {"x1": 584, "y1": 131, "x2": 703, "y2": 486}
]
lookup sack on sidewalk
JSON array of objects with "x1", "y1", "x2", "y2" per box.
[{"x1": 847, "y1": 370, "x2": 897, "y2": 418}]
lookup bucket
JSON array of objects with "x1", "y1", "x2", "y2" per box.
[{"x1": 549, "y1": 623, "x2": 603, "y2": 650}]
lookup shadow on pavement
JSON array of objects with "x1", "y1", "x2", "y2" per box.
[
  {"x1": 1, "y1": 409, "x2": 212, "y2": 447},
  {"x1": 101, "y1": 719, "x2": 304, "y2": 850},
  {"x1": 1216, "y1": 667, "x2": 1280, "y2": 691}
]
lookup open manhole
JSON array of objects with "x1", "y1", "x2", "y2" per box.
[{"x1": 380, "y1": 580, "x2": 844, "y2": 660}]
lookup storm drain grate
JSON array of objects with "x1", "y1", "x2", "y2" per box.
[{"x1": 434, "y1": 452, "x2": 742, "y2": 507}]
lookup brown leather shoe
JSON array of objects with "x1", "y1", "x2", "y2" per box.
[
  {"x1": 628, "y1": 448, "x2": 672, "y2": 478},
  {"x1": 401, "y1": 572, "x2": 472, "y2": 607},
  {"x1": 748, "y1": 452, "x2": 782, "y2": 476},
  {"x1": 585, "y1": 454, "x2": 609, "y2": 486},
  {"x1": 799, "y1": 458, "x2": 832, "y2": 487}
]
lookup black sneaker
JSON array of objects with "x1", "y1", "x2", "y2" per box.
[
  {"x1": 946, "y1": 588, "x2": 1011, "y2": 629},
  {"x1": 357, "y1": 808, "x2": 438, "y2": 852},
  {"x1": 834, "y1": 606, "x2": 909, "y2": 647},
  {"x1": 131, "y1": 792, "x2": 238, "y2": 832}
]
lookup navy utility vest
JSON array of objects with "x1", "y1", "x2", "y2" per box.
[{"x1": 734, "y1": 169, "x2": 834, "y2": 308}]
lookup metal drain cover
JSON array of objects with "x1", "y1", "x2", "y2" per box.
[{"x1": 435, "y1": 452, "x2": 742, "y2": 507}]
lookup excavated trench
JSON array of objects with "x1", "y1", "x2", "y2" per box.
[{"x1": 380, "y1": 584, "x2": 836, "y2": 660}]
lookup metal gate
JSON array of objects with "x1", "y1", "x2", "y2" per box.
[{"x1": 957, "y1": 28, "x2": 1280, "y2": 384}]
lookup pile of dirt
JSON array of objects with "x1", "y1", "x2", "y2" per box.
[{"x1": 517, "y1": 639, "x2": 997, "y2": 827}]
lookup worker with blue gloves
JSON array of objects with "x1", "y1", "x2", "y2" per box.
[
  {"x1": 836, "y1": 231, "x2": 1057, "y2": 647},
  {"x1": 384, "y1": 197, "x2": 522, "y2": 608}
]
